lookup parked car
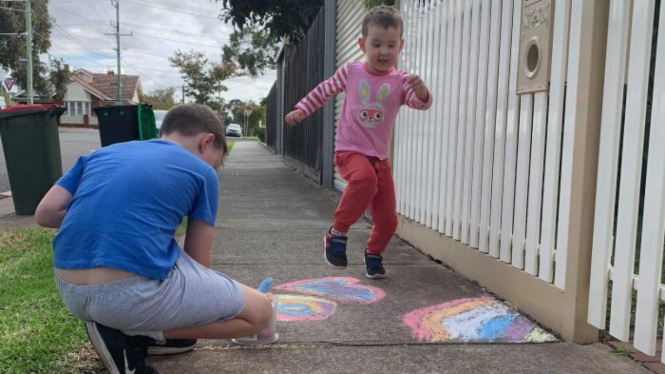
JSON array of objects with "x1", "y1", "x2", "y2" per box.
[
  {"x1": 226, "y1": 123, "x2": 242, "y2": 137},
  {"x1": 154, "y1": 109, "x2": 167, "y2": 130}
]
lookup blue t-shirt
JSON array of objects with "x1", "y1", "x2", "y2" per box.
[{"x1": 53, "y1": 139, "x2": 219, "y2": 280}]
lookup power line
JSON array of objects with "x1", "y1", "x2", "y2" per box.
[
  {"x1": 80, "y1": 0, "x2": 105, "y2": 22},
  {"x1": 31, "y1": 10, "x2": 114, "y2": 57},
  {"x1": 122, "y1": 60, "x2": 172, "y2": 85},
  {"x1": 49, "y1": 2, "x2": 96, "y2": 22},
  {"x1": 97, "y1": 0, "x2": 114, "y2": 20},
  {"x1": 121, "y1": 49, "x2": 170, "y2": 58},
  {"x1": 132, "y1": 31, "x2": 223, "y2": 48},
  {"x1": 122, "y1": 21, "x2": 230, "y2": 42},
  {"x1": 122, "y1": 0, "x2": 219, "y2": 19},
  {"x1": 134, "y1": 0, "x2": 218, "y2": 14},
  {"x1": 50, "y1": 0, "x2": 217, "y2": 14},
  {"x1": 35, "y1": 31, "x2": 114, "y2": 67},
  {"x1": 57, "y1": 20, "x2": 109, "y2": 24}
]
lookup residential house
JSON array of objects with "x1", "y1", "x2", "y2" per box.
[{"x1": 61, "y1": 69, "x2": 142, "y2": 126}]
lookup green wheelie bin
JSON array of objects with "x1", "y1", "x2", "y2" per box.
[
  {"x1": 0, "y1": 104, "x2": 65, "y2": 215},
  {"x1": 93, "y1": 103, "x2": 158, "y2": 147}
]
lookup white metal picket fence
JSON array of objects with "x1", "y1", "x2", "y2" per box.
[
  {"x1": 588, "y1": 0, "x2": 665, "y2": 362},
  {"x1": 394, "y1": 0, "x2": 586, "y2": 290}
]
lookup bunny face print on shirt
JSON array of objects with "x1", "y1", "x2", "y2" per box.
[{"x1": 357, "y1": 81, "x2": 391, "y2": 128}]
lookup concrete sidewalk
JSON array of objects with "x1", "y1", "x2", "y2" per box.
[{"x1": 149, "y1": 141, "x2": 645, "y2": 374}]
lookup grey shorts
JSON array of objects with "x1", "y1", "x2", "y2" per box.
[{"x1": 55, "y1": 249, "x2": 244, "y2": 341}]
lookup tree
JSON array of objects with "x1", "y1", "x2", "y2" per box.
[
  {"x1": 142, "y1": 87, "x2": 177, "y2": 110},
  {"x1": 221, "y1": 98, "x2": 243, "y2": 124},
  {"x1": 218, "y1": 0, "x2": 324, "y2": 44},
  {"x1": 169, "y1": 50, "x2": 237, "y2": 113},
  {"x1": 0, "y1": 0, "x2": 53, "y2": 95},
  {"x1": 48, "y1": 57, "x2": 71, "y2": 102},
  {"x1": 222, "y1": 26, "x2": 279, "y2": 78},
  {"x1": 226, "y1": 100, "x2": 266, "y2": 136}
]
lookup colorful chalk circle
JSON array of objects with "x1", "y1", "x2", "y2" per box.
[
  {"x1": 276, "y1": 294, "x2": 337, "y2": 322},
  {"x1": 403, "y1": 297, "x2": 558, "y2": 343},
  {"x1": 274, "y1": 277, "x2": 385, "y2": 305}
]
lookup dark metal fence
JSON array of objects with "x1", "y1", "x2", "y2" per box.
[
  {"x1": 266, "y1": 83, "x2": 278, "y2": 151},
  {"x1": 282, "y1": 6, "x2": 326, "y2": 182}
]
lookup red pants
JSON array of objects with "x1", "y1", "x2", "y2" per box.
[{"x1": 332, "y1": 151, "x2": 398, "y2": 254}]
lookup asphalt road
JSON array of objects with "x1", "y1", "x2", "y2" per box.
[{"x1": 0, "y1": 128, "x2": 101, "y2": 194}]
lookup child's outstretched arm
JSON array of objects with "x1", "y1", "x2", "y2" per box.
[
  {"x1": 403, "y1": 74, "x2": 433, "y2": 110},
  {"x1": 285, "y1": 63, "x2": 350, "y2": 126}
]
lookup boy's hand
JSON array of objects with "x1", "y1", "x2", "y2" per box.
[
  {"x1": 285, "y1": 109, "x2": 306, "y2": 126},
  {"x1": 406, "y1": 74, "x2": 430, "y2": 102}
]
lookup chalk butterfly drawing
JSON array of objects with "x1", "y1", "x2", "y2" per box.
[
  {"x1": 275, "y1": 277, "x2": 385, "y2": 305},
  {"x1": 273, "y1": 277, "x2": 384, "y2": 322},
  {"x1": 275, "y1": 295, "x2": 337, "y2": 321},
  {"x1": 357, "y1": 81, "x2": 391, "y2": 128}
]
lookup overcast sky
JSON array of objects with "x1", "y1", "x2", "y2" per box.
[{"x1": 44, "y1": 0, "x2": 276, "y2": 103}]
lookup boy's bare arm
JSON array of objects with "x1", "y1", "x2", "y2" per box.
[
  {"x1": 35, "y1": 185, "x2": 73, "y2": 229},
  {"x1": 183, "y1": 218, "x2": 215, "y2": 267}
]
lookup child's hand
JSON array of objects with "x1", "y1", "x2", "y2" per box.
[
  {"x1": 406, "y1": 74, "x2": 430, "y2": 102},
  {"x1": 285, "y1": 109, "x2": 306, "y2": 126}
]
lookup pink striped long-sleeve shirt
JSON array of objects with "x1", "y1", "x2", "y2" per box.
[{"x1": 295, "y1": 61, "x2": 432, "y2": 160}]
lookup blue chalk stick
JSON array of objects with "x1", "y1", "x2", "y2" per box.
[{"x1": 258, "y1": 277, "x2": 273, "y2": 293}]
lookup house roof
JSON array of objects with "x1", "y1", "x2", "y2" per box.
[
  {"x1": 70, "y1": 75, "x2": 112, "y2": 100},
  {"x1": 72, "y1": 68, "x2": 94, "y2": 80},
  {"x1": 69, "y1": 69, "x2": 141, "y2": 102},
  {"x1": 91, "y1": 72, "x2": 140, "y2": 102}
]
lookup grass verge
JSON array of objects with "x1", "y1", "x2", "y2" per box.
[{"x1": 0, "y1": 227, "x2": 99, "y2": 373}]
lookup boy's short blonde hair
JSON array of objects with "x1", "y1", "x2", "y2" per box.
[
  {"x1": 362, "y1": 5, "x2": 403, "y2": 38},
  {"x1": 159, "y1": 103, "x2": 228, "y2": 156}
]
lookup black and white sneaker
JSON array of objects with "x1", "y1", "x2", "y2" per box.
[
  {"x1": 148, "y1": 339, "x2": 197, "y2": 355},
  {"x1": 85, "y1": 321, "x2": 158, "y2": 374}
]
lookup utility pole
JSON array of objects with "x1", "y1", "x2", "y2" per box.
[
  {"x1": 105, "y1": 0, "x2": 131, "y2": 104},
  {"x1": 244, "y1": 109, "x2": 252, "y2": 137},
  {"x1": 0, "y1": 0, "x2": 33, "y2": 104},
  {"x1": 181, "y1": 85, "x2": 185, "y2": 103},
  {"x1": 25, "y1": 0, "x2": 32, "y2": 104}
]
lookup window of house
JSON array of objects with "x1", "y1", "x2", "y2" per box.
[{"x1": 65, "y1": 101, "x2": 92, "y2": 116}]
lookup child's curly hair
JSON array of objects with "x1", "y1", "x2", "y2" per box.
[{"x1": 362, "y1": 5, "x2": 403, "y2": 38}]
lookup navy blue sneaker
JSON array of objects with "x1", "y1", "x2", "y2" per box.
[
  {"x1": 85, "y1": 321, "x2": 158, "y2": 374},
  {"x1": 364, "y1": 250, "x2": 386, "y2": 279},
  {"x1": 148, "y1": 339, "x2": 197, "y2": 355},
  {"x1": 324, "y1": 229, "x2": 348, "y2": 268}
]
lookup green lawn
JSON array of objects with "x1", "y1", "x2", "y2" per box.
[
  {"x1": 227, "y1": 141, "x2": 234, "y2": 152},
  {"x1": 0, "y1": 216, "x2": 193, "y2": 373},
  {"x1": 0, "y1": 227, "x2": 96, "y2": 373}
]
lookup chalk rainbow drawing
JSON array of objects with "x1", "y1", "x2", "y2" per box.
[
  {"x1": 274, "y1": 277, "x2": 385, "y2": 305},
  {"x1": 403, "y1": 297, "x2": 557, "y2": 343},
  {"x1": 276, "y1": 294, "x2": 337, "y2": 322}
]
